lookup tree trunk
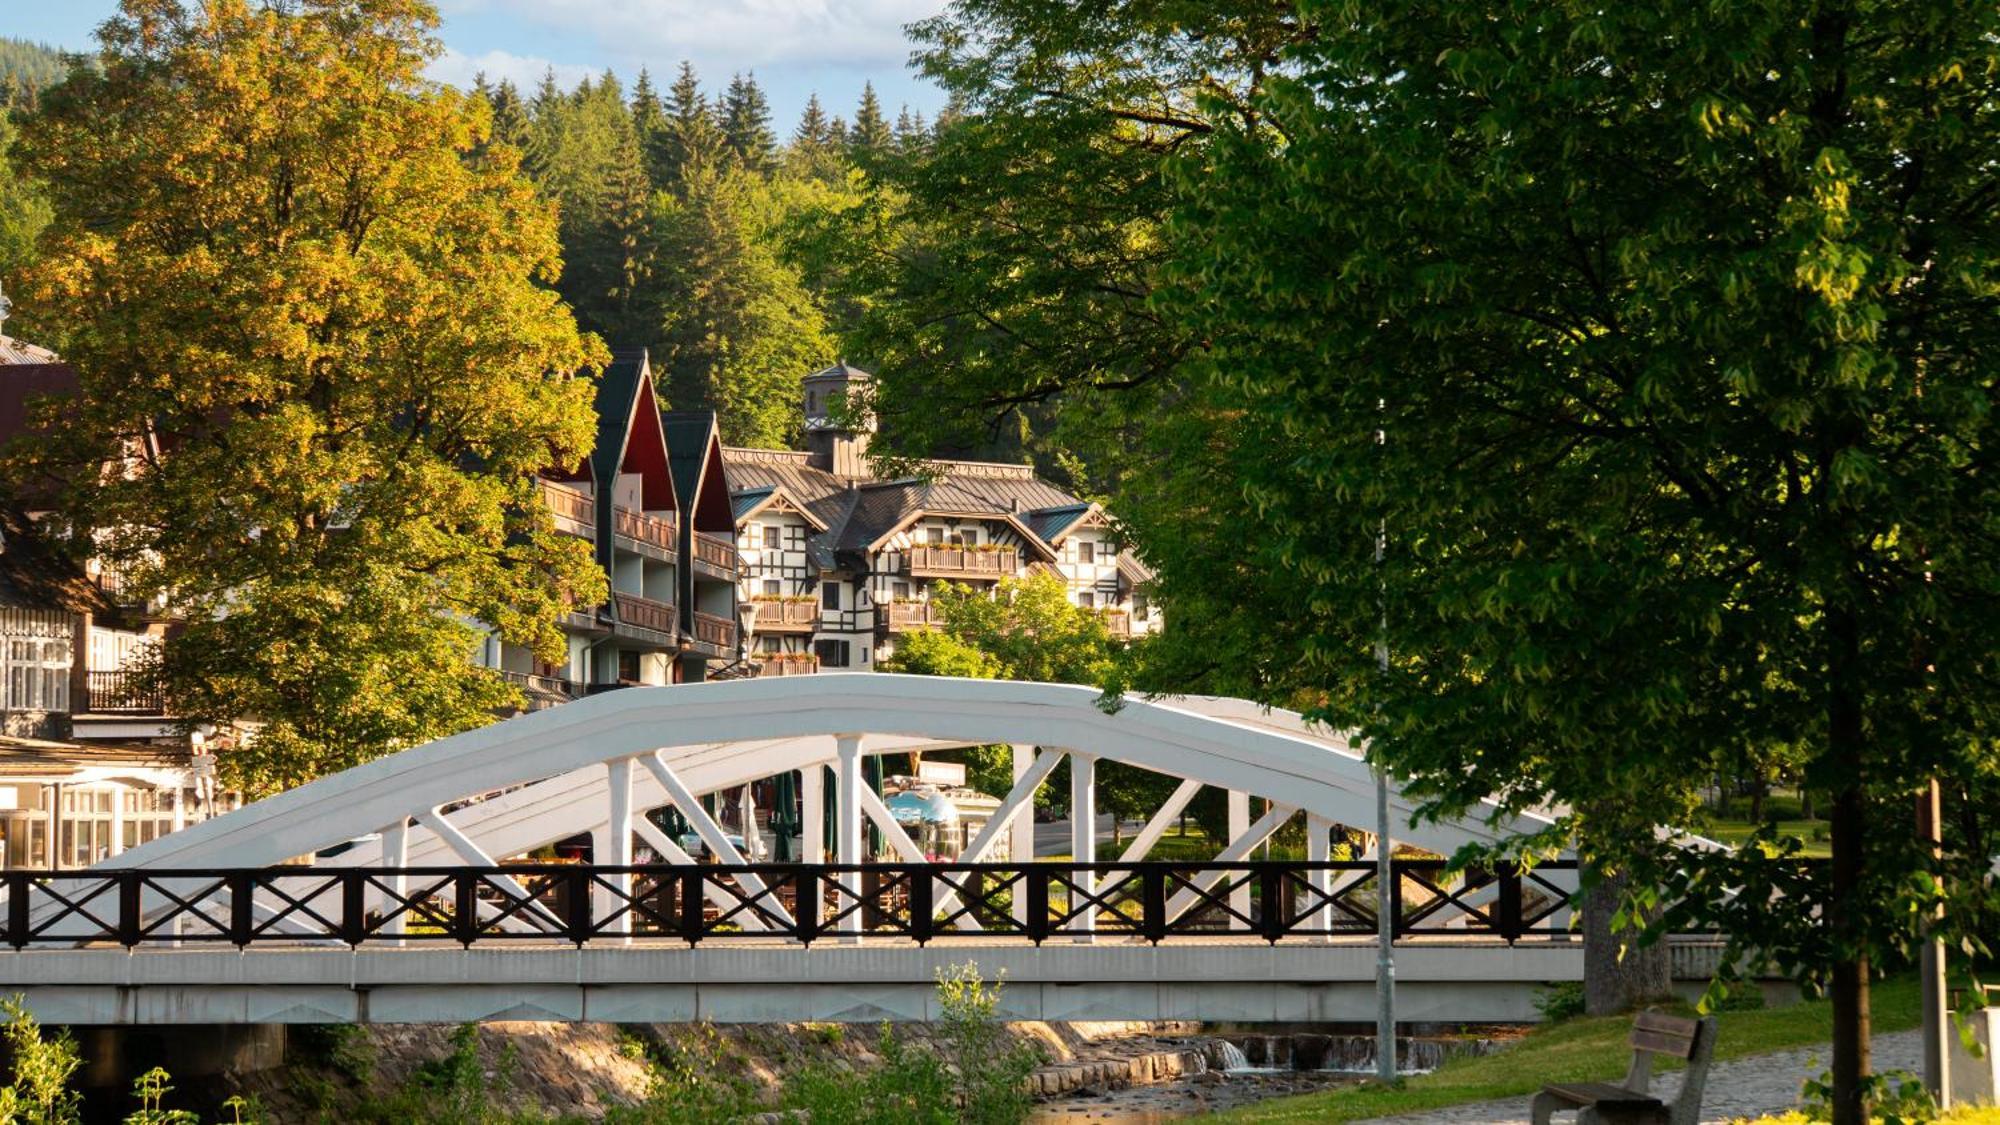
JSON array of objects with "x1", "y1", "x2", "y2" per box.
[
  {"x1": 1828, "y1": 771, "x2": 1870, "y2": 1124},
  {"x1": 1582, "y1": 869, "x2": 1673, "y2": 1016},
  {"x1": 1826, "y1": 607, "x2": 1870, "y2": 1125}
]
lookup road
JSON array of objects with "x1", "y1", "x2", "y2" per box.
[{"x1": 1033, "y1": 815, "x2": 1147, "y2": 857}]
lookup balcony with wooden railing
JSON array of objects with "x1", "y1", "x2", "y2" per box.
[
  {"x1": 83, "y1": 670, "x2": 166, "y2": 716},
  {"x1": 691, "y1": 610, "x2": 737, "y2": 653},
  {"x1": 495, "y1": 670, "x2": 578, "y2": 710},
  {"x1": 541, "y1": 482, "x2": 595, "y2": 537},
  {"x1": 691, "y1": 530, "x2": 739, "y2": 580},
  {"x1": 1102, "y1": 608, "x2": 1132, "y2": 639},
  {"x1": 753, "y1": 654, "x2": 819, "y2": 677},
  {"x1": 750, "y1": 598, "x2": 817, "y2": 633},
  {"x1": 904, "y1": 545, "x2": 1018, "y2": 580},
  {"x1": 612, "y1": 506, "x2": 676, "y2": 556},
  {"x1": 611, "y1": 591, "x2": 676, "y2": 640},
  {"x1": 882, "y1": 601, "x2": 945, "y2": 632}
]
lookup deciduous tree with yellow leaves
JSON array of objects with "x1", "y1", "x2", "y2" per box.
[{"x1": 13, "y1": 0, "x2": 607, "y2": 794}]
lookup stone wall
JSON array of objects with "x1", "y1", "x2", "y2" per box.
[{"x1": 216, "y1": 1018, "x2": 1218, "y2": 1121}]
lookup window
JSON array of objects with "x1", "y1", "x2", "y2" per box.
[
  {"x1": 892, "y1": 581, "x2": 910, "y2": 600},
  {"x1": 926, "y1": 527, "x2": 945, "y2": 546},
  {"x1": 760, "y1": 636, "x2": 782, "y2": 653},
  {"x1": 762, "y1": 579, "x2": 781, "y2": 596},
  {"x1": 762, "y1": 525, "x2": 780, "y2": 549},
  {"x1": 822, "y1": 583, "x2": 842, "y2": 610},
  {"x1": 1133, "y1": 595, "x2": 1150, "y2": 621},
  {"x1": 814, "y1": 639, "x2": 851, "y2": 667},
  {"x1": 1078, "y1": 591, "x2": 1095, "y2": 610},
  {"x1": 808, "y1": 391, "x2": 820, "y2": 413},
  {"x1": 2, "y1": 634, "x2": 70, "y2": 713},
  {"x1": 956, "y1": 528, "x2": 978, "y2": 547},
  {"x1": 618, "y1": 650, "x2": 641, "y2": 682},
  {"x1": 1077, "y1": 540, "x2": 1095, "y2": 564},
  {"x1": 861, "y1": 647, "x2": 870, "y2": 665}
]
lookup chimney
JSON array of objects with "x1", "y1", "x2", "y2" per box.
[{"x1": 802, "y1": 362, "x2": 875, "y2": 480}]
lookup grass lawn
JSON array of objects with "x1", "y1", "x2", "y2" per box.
[
  {"x1": 1693, "y1": 789, "x2": 1833, "y2": 858},
  {"x1": 1213, "y1": 977, "x2": 1921, "y2": 1123}
]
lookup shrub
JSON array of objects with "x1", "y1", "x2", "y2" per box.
[{"x1": 1534, "y1": 981, "x2": 1587, "y2": 1022}]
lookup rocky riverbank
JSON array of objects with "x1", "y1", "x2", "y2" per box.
[{"x1": 213, "y1": 1019, "x2": 1263, "y2": 1121}]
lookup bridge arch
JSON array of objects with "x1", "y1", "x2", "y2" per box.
[{"x1": 106, "y1": 673, "x2": 1553, "y2": 874}]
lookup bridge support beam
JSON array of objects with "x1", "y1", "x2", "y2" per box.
[
  {"x1": 834, "y1": 735, "x2": 863, "y2": 939},
  {"x1": 801, "y1": 763, "x2": 825, "y2": 930},
  {"x1": 1307, "y1": 814, "x2": 1333, "y2": 940},
  {"x1": 1010, "y1": 744, "x2": 1035, "y2": 926},
  {"x1": 1229, "y1": 791, "x2": 1251, "y2": 918},
  {"x1": 1071, "y1": 752, "x2": 1096, "y2": 941},
  {"x1": 595, "y1": 758, "x2": 634, "y2": 943}
]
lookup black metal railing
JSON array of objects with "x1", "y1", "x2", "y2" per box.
[{"x1": 0, "y1": 860, "x2": 1645, "y2": 949}]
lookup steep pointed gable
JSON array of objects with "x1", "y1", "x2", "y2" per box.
[
  {"x1": 585, "y1": 351, "x2": 677, "y2": 512},
  {"x1": 662, "y1": 412, "x2": 734, "y2": 533}
]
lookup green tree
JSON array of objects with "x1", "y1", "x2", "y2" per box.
[
  {"x1": 927, "y1": 574, "x2": 1115, "y2": 685},
  {"x1": 0, "y1": 39, "x2": 74, "y2": 109},
  {"x1": 848, "y1": 81, "x2": 893, "y2": 159},
  {"x1": 906, "y1": 574, "x2": 1176, "y2": 828},
  {"x1": 17, "y1": 0, "x2": 608, "y2": 795},
  {"x1": 566, "y1": 95, "x2": 656, "y2": 344},
  {"x1": 881, "y1": 626, "x2": 1000, "y2": 680},
  {"x1": 629, "y1": 66, "x2": 664, "y2": 155},
  {"x1": 0, "y1": 108, "x2": 49, "y2": 284},
  {"x1": 720, "y1": 72, "x2": 776, "y2": 174},
  {"x1": 649, "y1": 162, "x2": 834, "y2": 446},
  {"x1": 485, "y1": 77, "x2": 530, "y2": 152},
  {"x1": 654, "y1": 61, "x2": 725, "y2": 190},
  {"x1": 1157, "y1": 4, "x2": 2000, "y2": 1118}
]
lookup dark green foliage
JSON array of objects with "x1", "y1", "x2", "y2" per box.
[
  {"x1": 1535, "y1": 982, "x2": 1587, "y2": 1023},
  {"x1": 653, "y1": 61, "x2": 726, "y2": 190},
  {"x1": 848, "y1": 82, "x2": 893, "y2": 158},
  {"x1": 720, "y1": 72, "x2": 776, "y2": 173},
  {"x1": 0, "y1": 108, "x2": 50, "y2": 283}
]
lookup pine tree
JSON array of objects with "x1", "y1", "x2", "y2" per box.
[
  {"x1": 849, "y1": 82, "x2": 892, "y2": 157},
  {"x1": 630, "y1": 66, "x2": 664, "y2": 188},
  {"x1": 720, "y1": 72, "x2": 776, "y2": 174},
  {"x1": 894, "y1": 105, "x2": 929, "y2": 155},
  {"x1": 785, "y1": 93, "x2": 844, "y2": 181},
  {"x1": 653, "y1": 61, "x2": 724, "y2": 191},
  {"x1": 487, "y1": 78, "x2": 530, "y2": 152},
  {"x1": 572, "y1": 118, "x2": 655, "y2": 343},
  {"x1": 793, "y1": 93, "x2": 831, "y2": 150},
  {"x1": 650, "y1": 162, "x2": 832, "y2": 446}
]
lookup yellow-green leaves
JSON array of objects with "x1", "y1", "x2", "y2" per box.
[{"x1": 15, "y1": 0, "x2": 607, "y2": 791}]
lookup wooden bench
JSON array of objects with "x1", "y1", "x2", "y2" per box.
[{"x1": 1530, "y1": 1010, "x2": 1716, "y2": 1125}]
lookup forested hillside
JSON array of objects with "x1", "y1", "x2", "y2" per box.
[
  {"x1": 483, "y1": 67, "x2": 935, "y2": 448},
  {"x1": 0, "y1": 39, "x2": 73, "y2": 107}
]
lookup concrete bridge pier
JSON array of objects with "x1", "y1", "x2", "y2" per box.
[{"x1": 70, "y1": 1024, "x2": 285, "y2": 1120}]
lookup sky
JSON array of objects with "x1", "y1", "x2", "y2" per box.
[{"x1": 4, "y1": 0, "x2": 948, "y2": 130}]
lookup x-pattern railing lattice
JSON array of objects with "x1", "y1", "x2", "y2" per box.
[{"x1": 0, "y1": 860, "x2": 1695, "y2": 948}]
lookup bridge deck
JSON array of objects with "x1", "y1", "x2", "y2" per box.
[{"x1": 0, "y1": 936, "x2": 1727, "y2": 1026}]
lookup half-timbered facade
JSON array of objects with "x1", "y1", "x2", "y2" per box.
[
  {"x1": 724, "y1": 364, "x2": 1156, "y2": 675},
  {"x1": 481, "y1": 351, "x2": 744, "y2": 698}
]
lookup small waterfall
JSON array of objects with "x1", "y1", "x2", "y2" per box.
[
  {"x1": 1212, "y1": 1039, "x2": 1251, "y2": 1072},
  {"x1": 1315, "y1": 1035, "x2": 1500, "y2": 1075}
]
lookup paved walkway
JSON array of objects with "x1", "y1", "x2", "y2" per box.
[{"x1": 1352, "y1": 1028, "x2": 1921, "y2": 1125}]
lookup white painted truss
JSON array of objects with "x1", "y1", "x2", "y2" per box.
[{"x1": 101, "y1": 674, "x2": 1557, "y2": 875}]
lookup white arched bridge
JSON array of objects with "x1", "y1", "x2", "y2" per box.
[{"x1": 0, "y1": 676, "x2": 1722, "y2": 1026}]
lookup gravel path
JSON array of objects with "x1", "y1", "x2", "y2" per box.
[{"x1": 1351, "y1": 1028, "x2": 1921, "y2": 1125}]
